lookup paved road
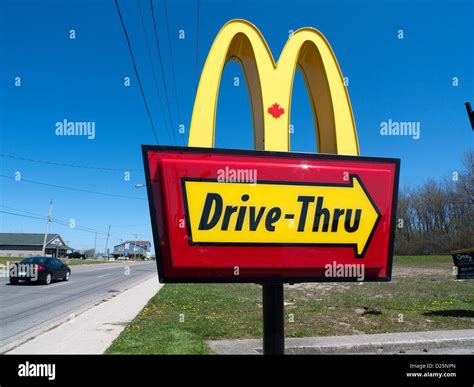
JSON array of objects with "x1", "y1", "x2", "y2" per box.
[{"x1": 0, "y1": 261, "x2": 157, "y2": 352}]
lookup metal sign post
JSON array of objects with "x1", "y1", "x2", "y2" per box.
[
  {"x1": 262, "y1": 284, "x2": 285, "y2": 355},
  {"x1": 52, "y1": 238, "x2": 61, "y2": 258}
]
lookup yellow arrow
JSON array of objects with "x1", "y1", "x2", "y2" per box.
[{"x1": 183, "y1": 175, "x2": 381, "y2": 257}]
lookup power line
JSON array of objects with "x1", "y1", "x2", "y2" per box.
[
  {"x1": 0, "y1": 153, "x2": 143, "y2": 171},
  {"x1": 0, "y1": 206, "x2": 101, "y2": 233},
  {"x1": 0, "y1": 205, "x2": 51, "y2": 219},
  {"x1": 149, "y1": 0, "x2": 182, "y2": 146},
  {"x1": 0, "y1": 209, "x2": 128, "y2": 242},
  {"x1": 52, "y1": 218, "x2": 105, "y2": 235},
  {"x1": 0, "y1": 205, "x2": 147, "y2": 240},
  {"x1": 0, "y1": 174, "x2": 146, "y2": 201},
  {"x1": 136, "y1": 0, "x2": 174, "y2": 145},
  {"x1": 1, "y1": 205, "x2": 149, "y2": 236},
  {"x1": 163, "y1": 0, "x2": 184, "y2": 141},
  {"x1": 115, "y1": 0, "x2": 160, "y2": 144},
  {"x1": 0, "y1": 210, "x2": 45, "y2": 221}
]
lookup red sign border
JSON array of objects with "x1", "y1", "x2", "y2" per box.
[{"x1": 142, "y1": 145, "x2": 401, "y2": 284}]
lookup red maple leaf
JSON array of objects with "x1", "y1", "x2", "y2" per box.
[{"x1": 267, "y1": 103, "x2": 285, "y2": 119}]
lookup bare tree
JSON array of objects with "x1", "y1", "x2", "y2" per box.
[{"x1": 395, "y1": 151, "x2": 474, "y2": 255}]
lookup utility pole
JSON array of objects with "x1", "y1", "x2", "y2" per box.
[
  {"x1": 93, "y1": 232, "x2": 98, "y2": 258},
  {"x1": 104, "y1": 225, "x2": 111, "y2": 258},
  {"x1": 41, "y1": 200, "x2": 53, "y2": 255},
  {"x1": 66, "y1": 240, "x2": 70, "y2": 257}
]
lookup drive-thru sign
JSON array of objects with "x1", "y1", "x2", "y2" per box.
[
  {"x1": 143, "y1": 19, "x2": 400, "y2": 354},
  {"x1": 143, "y1": 146, "x2": 399, "y2": 282}
]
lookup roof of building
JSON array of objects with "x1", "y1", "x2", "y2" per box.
[
  {"x1": 0, "y1": 233, "x2": 72, "y2": 249},
  {"x1": 114, "y1": 240, "x2": 151, "y2": 249},
  {"x1": 124, "y1": 240, "x2": 151, "y2": 247}
]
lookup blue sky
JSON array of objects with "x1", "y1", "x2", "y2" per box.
[{"x1": 0, "y1": 0, "x2": 472, "y2": 252}]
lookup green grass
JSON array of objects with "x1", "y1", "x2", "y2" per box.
[
  {"x1": 60, "y1": 258, "x2": 119, "y2": 266},
  {"x1": 393, "y1": 255, "x2": 452, "y2": 265},
  {"x1": 0, "y1": 257, "x2": 23, "y2": 265},
  {"x1": 106, "y1": 255, "x2": 474, "y2": 355},
  {"x1": 106, "y1": 283, "x2": 261, "y2": 354}
]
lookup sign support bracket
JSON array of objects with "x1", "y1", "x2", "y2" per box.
[{"x1": 262, "y1": 283, "x2": 285, "y2": 355}]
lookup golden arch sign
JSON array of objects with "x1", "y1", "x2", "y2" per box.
[{"x1": 188, "y1": 19, "x2": 359, "y2": 155}]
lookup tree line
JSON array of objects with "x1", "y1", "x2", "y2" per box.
[{"x1": 395, "y1": 150, "x2": 473, "y2": 255}]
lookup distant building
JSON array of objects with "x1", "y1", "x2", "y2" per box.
[
  {"x1": 112, "y1": 240, "x2": 151, "y2": 259},
  {"x1": 0, "y1": 233, "x2": 73, "y2": 258}
]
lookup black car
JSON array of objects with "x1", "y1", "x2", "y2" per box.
[
  {"x1": 9, "y1": 256, "x2": 71, "y2": 285},
  {"x1": 67, "y1": 251, "x2": 85, "y2": 259}
]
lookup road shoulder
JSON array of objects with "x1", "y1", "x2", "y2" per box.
[{"x1": 7, "y1": 276, "x2": 161, "y2": 354}]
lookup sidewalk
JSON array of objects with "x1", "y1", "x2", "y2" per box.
[
  {"x1": 207, "y1": 329, "x2": 474, "y2": 355},
  {"x1": 8, "y1": 276, "x2": 162, "y2": 354}
]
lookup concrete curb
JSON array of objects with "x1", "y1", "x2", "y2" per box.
[{"x1": 207, "y1": 329, "x2": 474, "y2": 355}]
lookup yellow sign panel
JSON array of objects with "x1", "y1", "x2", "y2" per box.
[{"x1": 183, "y1": 176, "x2": 380, "y2": 257}]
